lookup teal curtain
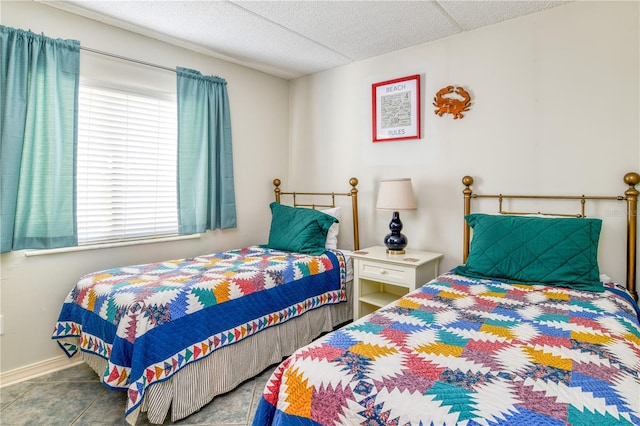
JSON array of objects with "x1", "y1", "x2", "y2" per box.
[
  {"x1": 0, "y1": 26, "x2": 79, "y2": 252},
  {"x1": 176, "y1": 67, "x2": 236, "y2": 234}
]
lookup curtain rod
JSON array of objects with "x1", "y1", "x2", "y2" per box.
[{"x1": 80, "y1": 46, "x2": 175, "y2": 73}]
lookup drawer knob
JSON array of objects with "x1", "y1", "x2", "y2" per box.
[{"x1": 379, "y1": 269, "x2": 386, "y2": 274}]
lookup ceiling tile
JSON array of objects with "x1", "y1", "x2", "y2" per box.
[
  {"x1": 439, "y1": 0, "x2": 570, "y2": 30},
  {"x1": 39, "y1": 0, "x2": 572, "y2": 79},
  {"x1": 234, "y1": 1, "x2": 462, "y2": 60}
]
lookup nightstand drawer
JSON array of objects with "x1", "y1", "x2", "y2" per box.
[{"x1": 358, "y1": 260, "x2": 409, "y2": 286}]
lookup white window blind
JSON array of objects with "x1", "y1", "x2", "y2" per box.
[{"x1": 77, "y1": 84, "x2": 179, "y2": 244}]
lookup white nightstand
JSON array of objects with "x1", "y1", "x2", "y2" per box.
[{"x1": 351, "y1": 246, "x2": 443, "y2": 319}]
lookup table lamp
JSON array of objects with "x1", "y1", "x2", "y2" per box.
[{"x1": 376, "y1": 178, "x2": 417, "y2": 255}]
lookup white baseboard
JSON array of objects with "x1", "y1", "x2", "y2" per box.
[{"x1": 0, "y1": 356, "x2": 84, "y2": 388}]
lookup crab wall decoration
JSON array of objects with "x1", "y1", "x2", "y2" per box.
[{"x1": 433, "y1": 86, "x2": 472, "y2": 119}]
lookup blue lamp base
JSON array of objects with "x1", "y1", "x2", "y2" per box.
[{"x1": 384, "y1": 211, "x2": 408, "y2": 255}]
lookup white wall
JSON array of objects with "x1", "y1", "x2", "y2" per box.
[
  {"x1": 289, "y1": 1, "x2": 639, "y2": 282},
  {"x1": 0, "y1": 1, "x2": 290, "y2": 374}
]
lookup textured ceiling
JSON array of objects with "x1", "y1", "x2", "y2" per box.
[{"x1": 41, "y1": 0, "x2": 570, "y2": 80}]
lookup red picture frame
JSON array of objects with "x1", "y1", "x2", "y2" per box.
[{"x1": 372, "y1": 74, "x2": 421, "y2": 142}]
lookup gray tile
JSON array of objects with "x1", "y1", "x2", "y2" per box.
[
  {"x1": 0, "y1": 382, "x2": 103, "y2": 425},
  {"x1": 0, "y1": 382, "x2": 34, "y2": 409},
  {"x1": 31, "y1": 363, "x2": 100, "y2": 383},
  {"x1": 248, "y1": 365, "x2": 276, "y2": 426},
  {"x1": 72, "y1": 391, "x2": 158, "y2": 426},
  {"x1": 247, "y1": 389, "x2": 261, "y2": 426},
  {"x1": 71, "y1": 388, "x2": 130, "y2": 425},
  {"x1": 0, "y1": 363, "x2": 282, "y2": 426}
]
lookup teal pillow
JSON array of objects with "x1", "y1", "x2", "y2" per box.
[
  {"x1": 455, "y1": 214, "x2": 603, "y2": 292},
  {"x1": 267, "y1": 202, "x2": 338, "y2": 255}
]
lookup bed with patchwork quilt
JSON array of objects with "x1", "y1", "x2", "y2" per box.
[
  {"x1": 253, "y1": 173, "x2": 640, "y2": 425},
  {"x1": 52, "y1": 247, "x2": 348, "y2": 424},
  {"x1": 51, "y1": 177, "x2": 361, "y2": 425},
  {"x1": 253, "y1": 271, "x2": 640, "y2": 425}
]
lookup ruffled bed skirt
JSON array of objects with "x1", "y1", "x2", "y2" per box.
[{"x1": 82, "y1": 280, "x2": 353, "y2": 425}]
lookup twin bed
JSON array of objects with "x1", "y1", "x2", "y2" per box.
[
  {"x1": 53, "y1": 174, "x2": 640, "y2": 425},
  {"x1": 252, "y1": 174, "x2": 640, "y2": 425},
  {"x1": 52, "y1": 178, "x2": 361, "y2": 425}
]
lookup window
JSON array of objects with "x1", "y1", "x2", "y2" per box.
[{"x1": 76, "y1": 83, "x2": 178, "y2": 244}]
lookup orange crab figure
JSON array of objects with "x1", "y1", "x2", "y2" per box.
[{"x1": 433, "y1": 86, "x2": 472, "y2": 119}]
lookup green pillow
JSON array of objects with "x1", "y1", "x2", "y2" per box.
[
  {"x1": 455, "y1": 214, "x2": 603, "y2": 292},
  {"x1": 267, "y1": 202, "x2": 338, "y2": 255}
]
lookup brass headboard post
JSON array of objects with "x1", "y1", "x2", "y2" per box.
[
  {"x1": 461, "y1": 172, "x2": 640, "y2": 300},
  {"x1": 462, "y1": 176, "x2": 474, "y2": 263},
  {"x1": 624, "y1": 172, "x2": 639, "y2": 301},
  {"x1": 350, "y1": 178, "x2": 360, "y2": 251},
  {"x1": 273, "y1": 179, "x2": 282, "y2": 203},
  {"x1": 272, "y1": 178, "x2": 360, "y2": 251}
]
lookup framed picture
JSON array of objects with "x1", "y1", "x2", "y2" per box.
[{"x1": 372, "y1": 74, "x2": 420, "y2": 142}]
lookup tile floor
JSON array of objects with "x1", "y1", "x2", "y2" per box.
[{"x1": 0, "y1": 362, "x2": 277, "y2": 426}]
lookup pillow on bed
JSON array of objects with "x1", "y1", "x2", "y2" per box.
[
  {"x1": 455, "y1": 213, "x2": 603, "y2": 292},
  {"x1": 267, "y1": 202, "x2": 338, "y2": 255},
  {"x1": 320, "y1": 207, "x2": 340, "y2": 250}
]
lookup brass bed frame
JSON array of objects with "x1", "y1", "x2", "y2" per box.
[
  {"x1": 273, "y1": 177, "x2": 360, "y2": 251},
  {"x1": 462, "y1": 172, "x2": 639, "y2": 301},
  {"x1": 78, "y1": 178, "x2": 363, "y2": 424}
]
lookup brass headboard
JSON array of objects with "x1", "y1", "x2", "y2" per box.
[
  {"x1": 273, "y1": 178, "x2": 360, "y2": 251},
  {"x1": 462, "y1": 172, "x2": 639, "y2": 301}
]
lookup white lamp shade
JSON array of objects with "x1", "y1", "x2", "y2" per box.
[{"x1": 376, "y1": 178, "x2": 417, "y2": 210}]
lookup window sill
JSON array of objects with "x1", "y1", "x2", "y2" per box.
[{"x1": 24, "y1": 234, "x2": 202, "y2": 257}]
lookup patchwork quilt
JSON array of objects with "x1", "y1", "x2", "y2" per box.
[
  {"x1": 254, "y1": 271, "x2": 640, "y2": 426},
  {"x1": 52, "y1": 246, "x2": 346, "y2": 422}
]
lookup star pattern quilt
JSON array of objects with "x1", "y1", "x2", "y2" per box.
[
  {"x1": 253, "y1": 271, "x2": 640, "y2": 426},
  {"x1": 52, "y1": 246, "x2": 346, "y2": 421}
]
